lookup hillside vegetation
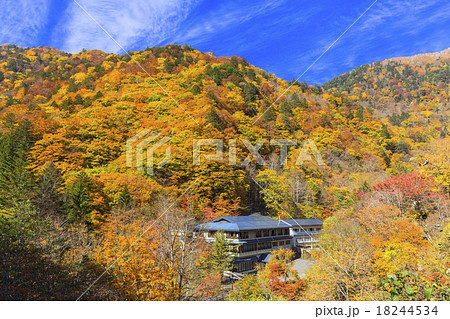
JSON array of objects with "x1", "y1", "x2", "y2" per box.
[{"x1": 0, "y1": 44, "x2": 448, "y2": 300}]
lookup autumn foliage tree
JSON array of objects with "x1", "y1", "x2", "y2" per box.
[
  {"x1": 370, "y1": 172, "x2": 439, "y2": 220},
  {"x1": 304, "y1": 211, "x2": 378, "y2": 301},
  {"x1": 356, "y1": 204, "x2": 431, "y2": 277},
  {"x1": 258, "y1": 248, "x2": 307, "y2": 300},
  {"x1": 228, "y1": 248, "x2": 306, "y2": 300},
  {"x1": 65, "y1": 172, "x2": 110, "y2": 228},
  {"x1": 91, "y1": 209, "x2": 177, "y2": 300},
  {"x1": 305, "y1": 205, "x2": 447, "y2": 301}
]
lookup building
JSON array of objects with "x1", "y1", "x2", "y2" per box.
[
  {"x1": 282, "y1": 219, "x2": 323, "y2": 256},
  {"x1": 194, "y1": 213, "x2": 292, "y2": 273},
  {"x1": 194, "y1": 213, "x2": 323, "y2": 274}
]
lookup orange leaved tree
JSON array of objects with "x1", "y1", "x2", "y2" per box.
[{"x1": 91, "y1": 209, "x2": 176, "y2": 300}]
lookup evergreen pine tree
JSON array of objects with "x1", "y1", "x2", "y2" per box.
[
  {"x1": 0, "y1": 120, "x2": 35, "y2": 209},
  {"x1": 66, "y1": 173, "x2": 93, "y2": 222},
  {"x1": 208, "y1": 231, "x2": 237, "y2": 274},
  {"x1": 115, "y1": 185, "x2": 133, "y2": 208},
  {"x1": 206, "y1": 107, "x2": 224, "y2": 130}
]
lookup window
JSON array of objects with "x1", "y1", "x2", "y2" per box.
[
  {"x1": 258, "y1": 242, "x2": 271, "y2": 250},
  {"x1": 273, "y1": 241, "x2": 278, "y2": 247},
  {"x1": 263, "y1": 230, "x2": 270, "y2": 237},
  {"x1": 233, "y1": 260, "x2": 256, "y2": 272},
  {"x1": 251, "y1": 243, "x2": 258, "y2": 251},
  {"x1": 256, "y1": 231, "x2": 262, "y2": 238},
  {"x1": 271, "y1": 229, "x2": 276, "y2": 236},
  {"x1": 241, "y1": 232, "x2": 248, "y2": 239},
  {"x1": 284, "y1": 229, "x2": 289, "y2": 235},
  {"x1": 277, "y1": 229, "x2": 283, "y2": 235},
  {"x1": 240, "y1": 243, "x2": 258, "y2": 253}
]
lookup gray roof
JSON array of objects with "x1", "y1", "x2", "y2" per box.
[
  {"x1": 195, "y1": 213, "x2": 290, "y2": 231},
  {"x1": 282, "y1": 219, "x2": 323, "y2": 227}
]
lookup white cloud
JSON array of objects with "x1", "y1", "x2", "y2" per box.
[
  {"x1": 358, "y1": 0, "x2": 450, "y2": 34},
  {"x1": 0, "y1": 0, "x2": 50, "y2": 47},
  {"x1": 56, "y1": 0, "x2": 199, "y2": 53},
  {"x1": 286, "y1": 0, "x2": 450, "y2": 84},
  {"x1": 171, "y1": 0, "x2": 287, "y2": 46}
]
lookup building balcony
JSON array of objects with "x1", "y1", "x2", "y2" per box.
[
  {"x1": 295, "y1": 238, "x2": 320, "y2": 247},
  {"x1": 292, "y1": 230, "x2": 320, "y2": 236},
  {"x1": 235, "y1": 244, "x2": 291, "y2": 258},
  {"x1": 235, "y1": 248, "x2": 274, "y2": 258}
]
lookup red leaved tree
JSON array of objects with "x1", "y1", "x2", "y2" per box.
[{"x1": 370, "y1": 172, "x2": 439, "y2": 220}]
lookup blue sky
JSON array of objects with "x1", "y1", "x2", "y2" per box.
[{"x1": 1, "y1": 0, "x2": 450, "y2": 84}]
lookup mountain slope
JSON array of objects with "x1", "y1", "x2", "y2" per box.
[
  {"x1": 0, "y1": 43, "x2": 448, "y2": 221},
  {"x1": 323, "y1": 48, "x2": 450, "y2": 134}
]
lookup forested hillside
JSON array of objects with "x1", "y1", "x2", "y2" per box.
[
  {"x1": 0, "y1": 43, "x2": 448, "y2": 300},
  {"x1": 324, "y1": 48, "x2": 449, "y2": 131}
]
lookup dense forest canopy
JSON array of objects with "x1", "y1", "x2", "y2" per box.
[{"x1": 0, "y1": 43, "x2": 448, "y2": 300}]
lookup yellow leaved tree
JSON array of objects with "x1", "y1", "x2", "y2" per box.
[{"x1": 91, "y1": 209, "x2": 176, "y2": 300}]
